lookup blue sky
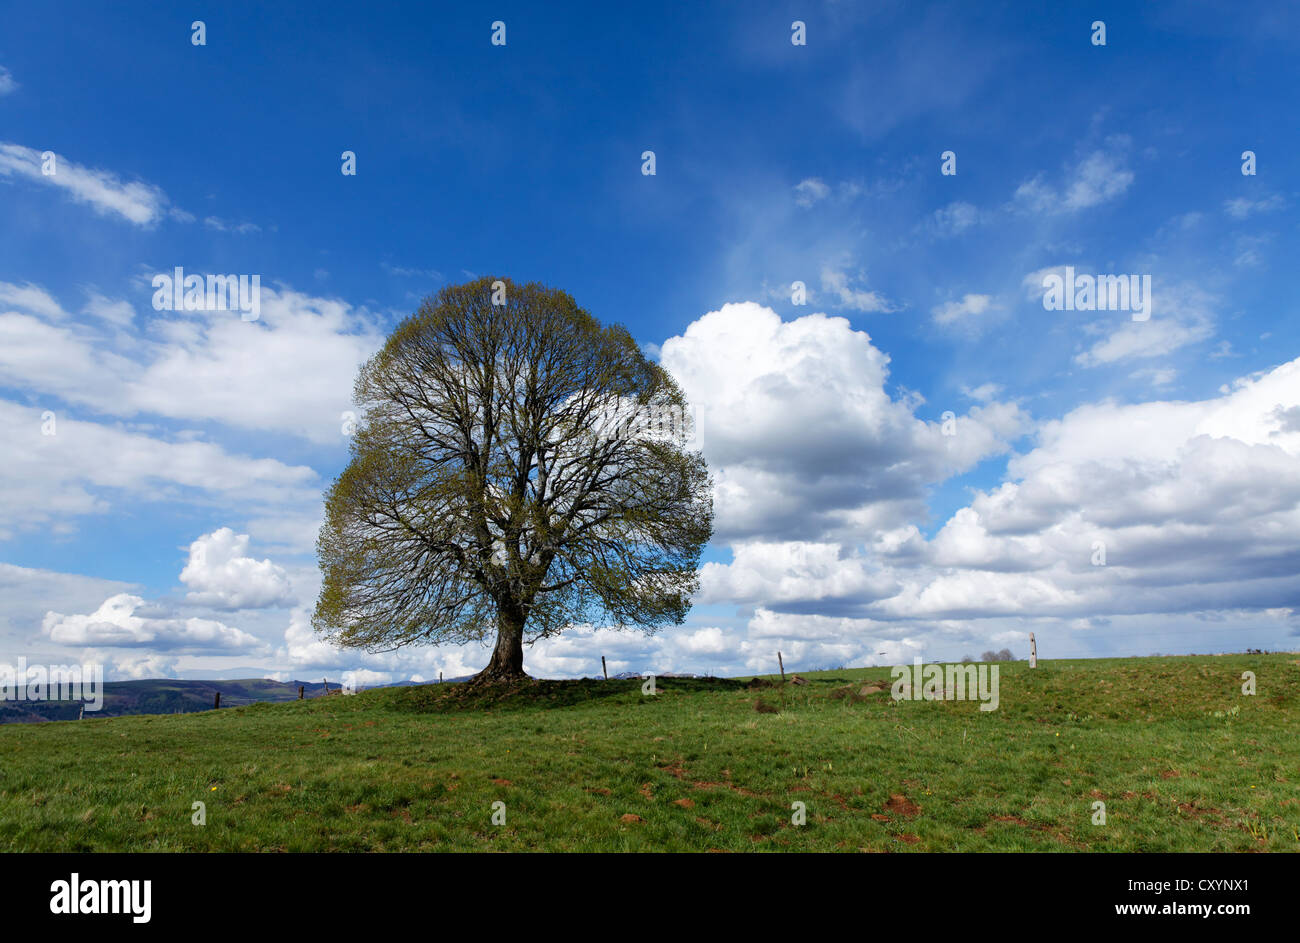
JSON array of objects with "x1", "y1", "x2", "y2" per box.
[{"x1": 2, "y1": 1, "x2": 1298, "y2": 682}]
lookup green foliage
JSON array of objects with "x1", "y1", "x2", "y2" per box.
[{"x1": 314, "y1": 278, "x2": 713, "y2": 676}]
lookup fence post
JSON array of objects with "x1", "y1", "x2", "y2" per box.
[
  {"x1": 213, "y1": 691, "x2": 221, "y2": 710},
  {"x1": 601, "y1": 656, "x2": 608, "y2": 681},
  {"x1": 1029, "y1": 633, "x2": 1038, "y2": 668},
  {"x1": 298, "y1": 686, "x2": 304, "y2": 700},
  {"x1": 778, "y1": 651, "x2": 785, "y2": 683}
]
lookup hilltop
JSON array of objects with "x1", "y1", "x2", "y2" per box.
[{"x1": 0, "y1": 654, "x2": 1295, "y2": 852}]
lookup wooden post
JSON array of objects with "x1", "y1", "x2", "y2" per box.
[
  {"x1": 778, "y1": 651, "x2": 785, "y2": 683},
  {"x1": 213, "y1": 691, "x2": 221, "y2": 710},
  {"x1": 1029, "y1": 633, "x2": 1037, "y2": 668},
  {"x1": 298, "y1": 685, "x2": 304, "y2": 699},
  {"x1": 601, "y1": 656, "x2": 608, "y2": 680},
  {"x1": 439, "y1": 671, "x2": 443, "y2": 684}
]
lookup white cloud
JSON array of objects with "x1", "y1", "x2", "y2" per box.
[
  {"x1": 1224, "y1": 195, "x2": 1284, "y2": 219},
  {"x1": 43, "y1": 594, "x2": 263, "y2": 651},
  {"x1": 1073, "y1": 283, "x2": 1214, "y2": 367},
  {"x1": 180, "y1": 528, "x2": 296, "y2": 610},
  {"x1": 932, "y1": 293, "x2": 997, "y2": 325},
  {"x1": 818, "y1": 261, "x2": 895, "y2": 313},
  {"x1": 0, "y1": 400, "x2": 319, "y2": 538},
  {"x1": 1013, "y1": 148, "x2": 1133, "y2": 215},
  {"x1": 929, "y1": 201, "x2": 980, "y2": 237},
  {"x1": 0, "y1": 142, "x2": 170, "y2": 226},
  {"x1": 793, "y1": 177, "x2": 831, "y2": 207},
  {"x1": 0, "y1": 285, "x2": 386, "y2": 444},
  {"x1": 659, "y1": 302, "x2": 1029, "y2": 541},
  {"x1": 0, "y1": 66, "x2": 16, "y2": 96},
  {"x1": 0, "y1": 281, "x2": 68, "y2": 320},
  {"x1": 82, "y1": 292, "x2": 136, "y2": 326},
  {"x1": 203, "y1": 216, "x2": 262, "y2": 234}
]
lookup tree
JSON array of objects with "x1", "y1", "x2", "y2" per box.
[
  {"x1": 980, "y1": 648, "x2": 1015, "y2": 662},
  {"x1": 313, "y1": 278, "x2": 713, "y2": 684}
]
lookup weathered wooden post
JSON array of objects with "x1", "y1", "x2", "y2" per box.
[
  {"x1": 778, "y1": 651, "x2": 785, "y2": 683},
  {"x1": 298, "y1": 685, "x2": 304, "y2": 699},
  {"x1": 1029, "y1": 633, "x2": 1038, "y2": 668},
  {"x1": 601, "y1": 656, "x2": 608, "y2": 680},
  {"x1": 213, "y1": 691, "x2": 221, "y2": 710},
  {"x1": 439, "y1": 671, "x2": 443, "y2": 684}
]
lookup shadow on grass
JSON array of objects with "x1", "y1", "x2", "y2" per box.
[{"x1": 387, "y1": 675, "x2": 749, "y2": 713}]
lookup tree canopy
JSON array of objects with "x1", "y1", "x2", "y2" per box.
[{"x1": 313, "y1": 278, "x2": 713, "y2": 683}]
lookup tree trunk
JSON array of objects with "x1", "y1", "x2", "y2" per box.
[{"x1": 470, "y1": 609, "x2": 528, "y2": 685}]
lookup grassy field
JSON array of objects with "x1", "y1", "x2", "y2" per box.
[{"x1": 1, "y1": 654, "x2": 1296, "y2": 852}]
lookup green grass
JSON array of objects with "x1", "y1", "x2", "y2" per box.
[{"x1": 1, "y1": 654, "x2": 1297, "y2": 851}]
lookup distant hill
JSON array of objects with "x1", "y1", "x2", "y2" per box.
[{"x1": 0, "y1": 678, "x2": 354, "y2": 724}]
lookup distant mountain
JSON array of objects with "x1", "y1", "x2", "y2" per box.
[{"x1": 0, "y1": 678, "x2": 342, "y2": 724}]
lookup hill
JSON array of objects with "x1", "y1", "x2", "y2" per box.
[
  {"x1": 0, "y1": 678, "x2": 343, "y2": 724},
  {"x1": 0, "y1": 654, "x2": 1296, "y2": 852}
]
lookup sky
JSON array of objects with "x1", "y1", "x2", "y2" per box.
[{"x1": 1, "y1": 0, "x2": 1298, "y2": 683}]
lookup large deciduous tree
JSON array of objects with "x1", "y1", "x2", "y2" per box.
[{"x1": 313, "y1": 278, "x2": 713, "y2": 684}]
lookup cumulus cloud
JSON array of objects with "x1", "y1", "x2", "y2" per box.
[
  {"x1": 0, "y1": 142, "x2": 170, "y2": 226},
  {"x1": 0, "y1": 284, "x2": 386, "y2": 445},
  {"x1": 43, "y1": 594, "x2": 263, "y2": 651},
  {"x1": 180, "y1": 528, "x2": 296, "y2": 610},
  {"x1": 0, "y1": 66, "x2": 16, "y2": 96},
  {"x1": 666, "y1": 296, "x2": 1300, "y2": 659},
  {"x1": 659, "y1": 302, "x2": 1029, "y2": 542}
]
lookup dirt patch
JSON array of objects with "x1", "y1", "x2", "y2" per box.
[
  {"x1": 1177, "y1": 803, "x2": 1227, "y2": 824},
  {"x1": 619, "y1": 813, "x2": 643, "y2": 823},
  {"x1": 832, "y1": 683, "x2": 889, "y2": 703},
  {"x1": 896, "y1": 833, "x2": 921, "y2": 844},
  {"x1": 754, "y1": 699, "x2": 779, "y2": 714},
  {"x1": 658, "y1": 760, "x2": 687, "y2": 780},
  {"x1": 673, "y1": 798, "x2": 695, "y2": 809},
  {"x1": 883, "y1": 794, "x2": 921, "y2": 817},
  {"x1": 491, "y1": 778, "x2": 513, "y2": 786},
  {"x1": 694, "y1": 780, "x2": 760, "y2": 797}
]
